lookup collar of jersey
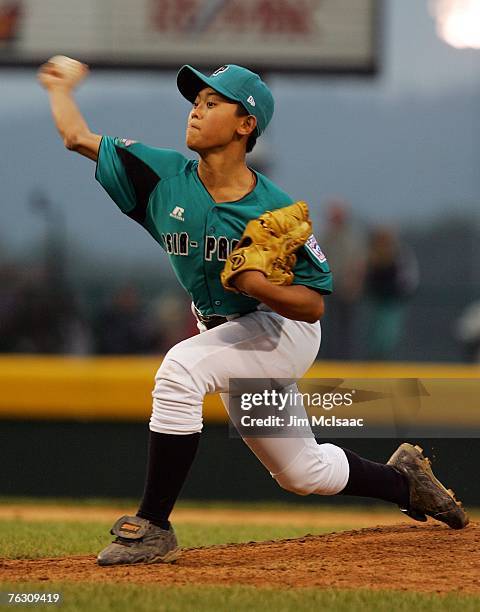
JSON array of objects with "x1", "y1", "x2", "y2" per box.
[{"x1": 193, "y1": 162, "x2": 258, "y2": 204}]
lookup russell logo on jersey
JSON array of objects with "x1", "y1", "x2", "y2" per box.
[{"x1": 170, "y1": 206, "x2": 185, "y2": 221}]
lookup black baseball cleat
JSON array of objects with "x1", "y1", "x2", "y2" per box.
[{"x1": 387, "y1": 443, "x2": 469, "y2": 530}]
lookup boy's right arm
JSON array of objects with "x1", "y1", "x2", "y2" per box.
[{"x1": 38, "y1": 57, "x2": 101, "y2": 161}]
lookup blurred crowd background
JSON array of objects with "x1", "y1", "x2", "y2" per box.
[
  {"x1": 1, "y1": 192, "x2": 479, "y2": 362},
  {"x1": 1, "y1": 0, "x2": 480, "y2": 363}
]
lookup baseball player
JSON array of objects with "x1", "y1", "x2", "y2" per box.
[{"x1": 38, "y1": 58, "x2": 468, "y2": 566}]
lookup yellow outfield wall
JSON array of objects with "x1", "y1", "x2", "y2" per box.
[{"x1": 0, "y1": 355, "x2": 478, "y2": 423}]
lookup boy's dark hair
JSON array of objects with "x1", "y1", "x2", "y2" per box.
[{"x1": 235, "y1": 104, "x2": 258, "y2": 153}]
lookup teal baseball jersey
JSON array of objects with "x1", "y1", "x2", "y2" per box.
[{"x1": 95, "y1": 136, "x2": 332, "y2": 317}]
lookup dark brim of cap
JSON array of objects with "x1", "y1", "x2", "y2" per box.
[{"x1": 177, "y1": 65, "x2": 240, "y2": 105}]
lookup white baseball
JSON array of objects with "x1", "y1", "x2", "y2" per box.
[{"x1": 47, "y1": 55, "x2": 88, "y2": 88}]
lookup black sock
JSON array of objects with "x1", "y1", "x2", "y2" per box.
[
  {"x1": 137, "y1": 431, "x2": 200, "y2": 529},
  {"x1": 339, "y1": 448, "x2": 410, "y2": 508}
]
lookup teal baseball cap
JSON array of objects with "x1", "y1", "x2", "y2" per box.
[{"x1": 177, "y1": 64, "x2": 274, "y2": 136}]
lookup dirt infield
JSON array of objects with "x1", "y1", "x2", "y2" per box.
[{"x1": 2, "y1": 523, "x2": 479, "y2": 594}]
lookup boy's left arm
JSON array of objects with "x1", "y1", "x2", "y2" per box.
[{"x1": 221, "y1": 202, "x2": 332, "y2": 321}]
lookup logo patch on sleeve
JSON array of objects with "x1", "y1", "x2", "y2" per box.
[
  {"x1": 118, "y1": 138, "x2": 137, "y2": 147},
  {"x1": 305, "y1": 234, "x2": 327, "y2": 263}
]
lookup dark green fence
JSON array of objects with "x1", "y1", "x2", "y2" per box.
[{"x1": 2, "y1": 420, "x2": 477, "y2": 506}]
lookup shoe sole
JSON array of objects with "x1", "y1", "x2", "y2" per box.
[
  {"x1": 152, "y1": 546, "x2": 182, "y2": 564},
  {"x1": 97, "y1": 546, "x2": 182, "y2": 567},
  {"x1": 390, "y1": 443, "x2": 468, "y2": 529}
]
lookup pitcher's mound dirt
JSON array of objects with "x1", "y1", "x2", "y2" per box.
[{"x1": 2, "y1": 523, "x2": 479, "y2": 594}]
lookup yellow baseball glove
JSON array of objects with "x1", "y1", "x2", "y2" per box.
[{"x1": 221, "y1": 201, "x2": 312, "y2": 293}]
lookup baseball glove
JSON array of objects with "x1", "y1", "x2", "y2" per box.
[{"x1": 221, "y1": 201, "x2": 312, "y2": 293}]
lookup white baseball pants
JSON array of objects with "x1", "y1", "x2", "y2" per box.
[{"x1": 150, "y1": 307, "x2": 349, "y2": 496}]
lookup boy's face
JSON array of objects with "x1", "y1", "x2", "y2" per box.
[{"x1": 186, "y1": 87, "x2": 250, "y2": 152}]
